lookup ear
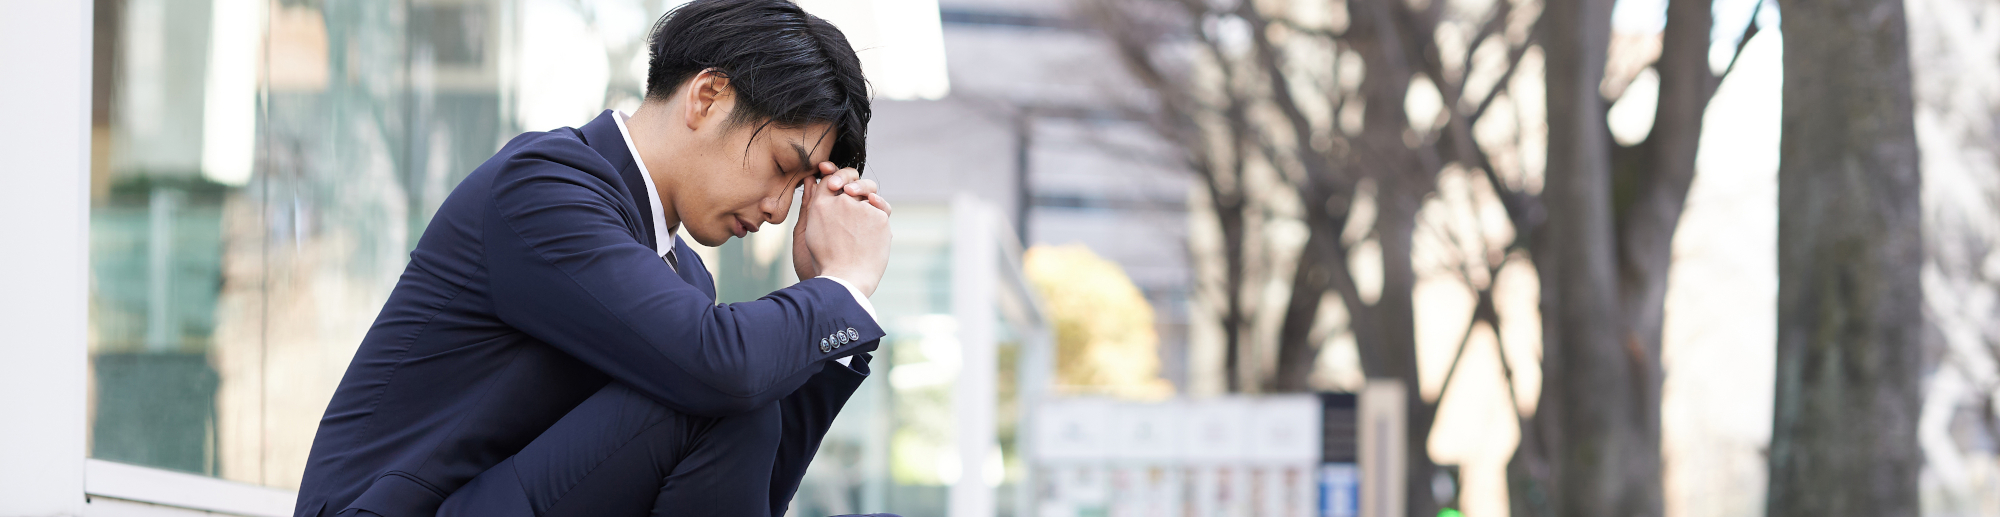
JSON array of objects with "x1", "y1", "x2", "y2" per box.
[{"x1": 681, "y1": 69, "x2": 733, "y2": 131}]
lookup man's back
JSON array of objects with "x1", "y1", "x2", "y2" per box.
[{"x1": 295, "y1": 124, "x2": 629, "y2": 516}]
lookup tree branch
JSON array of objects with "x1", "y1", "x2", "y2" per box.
[
  {"x1": 1710, "y1": 0, "x2": 1764, "y2": 92},
  {"x1": 1434, "y1": 280, "x2": 1502, "y2": 404}
]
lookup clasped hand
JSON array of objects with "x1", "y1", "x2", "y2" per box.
[{"x1": 792, "y1": 162, "x2": 892, "y2": 296}]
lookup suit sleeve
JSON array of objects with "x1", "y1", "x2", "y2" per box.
[{"x1": 483, "y1": 151, "x2": 883, "y2": 417}]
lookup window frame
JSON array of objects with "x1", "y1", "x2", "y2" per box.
[
  {"x1": 0, "y1": 0, "x2": 93, "y2": 515},
  {"x1": 86, "y1": 460, "x2": 297, "y2": 517}
]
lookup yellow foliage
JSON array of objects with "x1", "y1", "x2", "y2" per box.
[{"x1": 1023, "y1": 244, "x2": 1175, "y2": 400}]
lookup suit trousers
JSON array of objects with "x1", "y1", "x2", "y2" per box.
[{"x1": 430, "y1": 382, "x2": 786, "y2": 517}]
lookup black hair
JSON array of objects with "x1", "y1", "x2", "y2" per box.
[{"x1": 644, "y1": 0, "x2": 871, "y2": 173}]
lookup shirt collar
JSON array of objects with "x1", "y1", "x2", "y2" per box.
[{"x1": 612, "y1": 110, "x2": 678, "y2": 260}]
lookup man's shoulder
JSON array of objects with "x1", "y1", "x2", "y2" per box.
[
  {"x1": 488, "y1": 126, "x2": 616, "y2": 178},
  {"x1": 457, "y1": 125, "x2": 646, "y2": 234},
  {"x1": 453, "y1": 126, "x2": 637, "y2": 210}
]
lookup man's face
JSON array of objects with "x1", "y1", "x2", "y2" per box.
[{"x1": 672, "y1": 113, "x2": 835, "y2": 247}]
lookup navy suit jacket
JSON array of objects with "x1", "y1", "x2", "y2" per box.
[{"x1": 294, "y1": 111, "x2": 882, "y2": 517}]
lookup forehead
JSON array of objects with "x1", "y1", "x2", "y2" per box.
[{"x1": 756, "y1": 122, "x2": 838, "y2": 166}]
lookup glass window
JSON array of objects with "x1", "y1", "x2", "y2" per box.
[
  {"x1": 84, "y1": 0, "x2": 824, "y2": 490},
  {"x1": 88, "y1": 0, "x2": 526, "y2": 487},
  {"x1": 87, "y1": 5, "x2": 1020, "y2": 514}
]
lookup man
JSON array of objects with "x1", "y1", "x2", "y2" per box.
[{"x1": 292, "y1": 2, "x2": 896, "y2": 516}]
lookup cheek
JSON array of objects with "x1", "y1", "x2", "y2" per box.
[{"x1": 727, "y1": 182, "x2": 769, "y2": 213}]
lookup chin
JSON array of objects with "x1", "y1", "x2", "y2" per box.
[{"x1": 689, "y1": 227, "x2": 730, "y2": 247}]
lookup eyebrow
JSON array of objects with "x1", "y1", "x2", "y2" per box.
[{"x1": 790, "y1": 142, "x2": 814, "y2": 177}]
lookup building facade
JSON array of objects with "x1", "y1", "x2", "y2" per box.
[{"x1": 0, "y1": 0, "x2": 1188, "y2": 515}]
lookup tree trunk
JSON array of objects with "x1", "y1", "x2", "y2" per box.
[
  {"x1": 1531, "y1": 0, "x2": 1662, "y2": 513},
  {"x1": 1600, "y1": 0, "x2": 1716, "y2": 513},
  {"x1": 1341, "y1": 0, "x2": 1444, "y2": 511},
  {"x1": 1765, "y1": 0, "x2": 1924, "y2": 514},
  {"x1": 1217, "y1": 92, "x2": 1255, "y2": 395},
  {"x1": 1376, "y1": 189, "x2": 1435, "y2": 517},
  {"x1": 1506, "y1": 0, "x2": 1727, "y2": 511},
  {"x1": 1270, "y1": 227, "x2": 1331, "y2": 392},
  {"x1": 1218, "y1": 192, "x2": 1249, "y2": 393}
]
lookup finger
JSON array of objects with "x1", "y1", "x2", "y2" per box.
[
  {"x1": 843, "y1": 178, "x2": 878, "y2": 197},
  {"x1": 866, "y1": 193, "x2": 892, "y2": 215},
  {"x1": 816, "y1": 162, "x2": 843, "y2": 192},
  {"x1": 804, "y1": 169, "x2": 830, "y2": 205},
  {"x1": 826, "y1": 167, "x2": 861, "y2": 192}
]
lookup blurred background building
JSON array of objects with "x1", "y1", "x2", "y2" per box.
[
  {"x1": 4, "y1": 0, "x2": 2000, "y2": 516},
  {"x1": 12, "y1": 0, "x2": 1199, "y2": 515}
]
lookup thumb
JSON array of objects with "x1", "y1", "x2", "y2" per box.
[
  {"x1": 799, "y1": 165, "x2": 833, "y2": 226},
  {"x1": 817, "y1": 162, "x2": 842, "y2": 192},
  {"x1": 806, "y1": 174, "x2": 827, "y2": 206}
]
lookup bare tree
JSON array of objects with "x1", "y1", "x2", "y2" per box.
[
  {"x1": 1764, "y1": 0, "x2": 1925, "y2": 514},
  {"x1": 1085, "y1": 0, "x2": 1766, "y2": 512},
  {"x1": 1510, "y1": 0, "x2": 1713, "y2": 512},
  {"x1": 1083, "y1": 0, "x2": 1537, "y2": 514},
  {"x1": 1905, "y1": 0, "x2": 2000, "y2": 510}
]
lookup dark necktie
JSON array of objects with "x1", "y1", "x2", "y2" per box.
[{"x1": 664, "y1": 247, "x2": 679, "y2": 272}]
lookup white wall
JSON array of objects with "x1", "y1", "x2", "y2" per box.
[{"x1": 0, "y1": 0, "x2": 94, "y2": 515}]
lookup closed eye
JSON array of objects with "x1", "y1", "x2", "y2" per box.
[{"x1": 773, "y1": 159, "x2": 801, "y2": 190}]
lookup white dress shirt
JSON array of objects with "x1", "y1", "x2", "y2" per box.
[{"x1": 612, "y1": 112, "x2": 876, "y2": 363}]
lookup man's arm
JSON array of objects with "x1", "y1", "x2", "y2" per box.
[{"x1": 484, "y1": 148, "x2": 880, "y2": 417}]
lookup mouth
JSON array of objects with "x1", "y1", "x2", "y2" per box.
[{"x1": 732, "y1": 217, "x2": 757, "y2": 238}]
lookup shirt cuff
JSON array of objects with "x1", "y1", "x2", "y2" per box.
[
  {"x1": 816, "y1": 276, "x2": 878, "y2": 367},
  {"x1": 816, "y1": 275, "x2": 879, "y2": 323}
]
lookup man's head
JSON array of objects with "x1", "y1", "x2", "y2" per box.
[{"x1": 632, "y1": 0, "x2": 870, "y2": 247}]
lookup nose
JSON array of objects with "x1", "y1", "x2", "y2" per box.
[{"x1": 764, "y1": 190, "x2": 791, "y2": 225}]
